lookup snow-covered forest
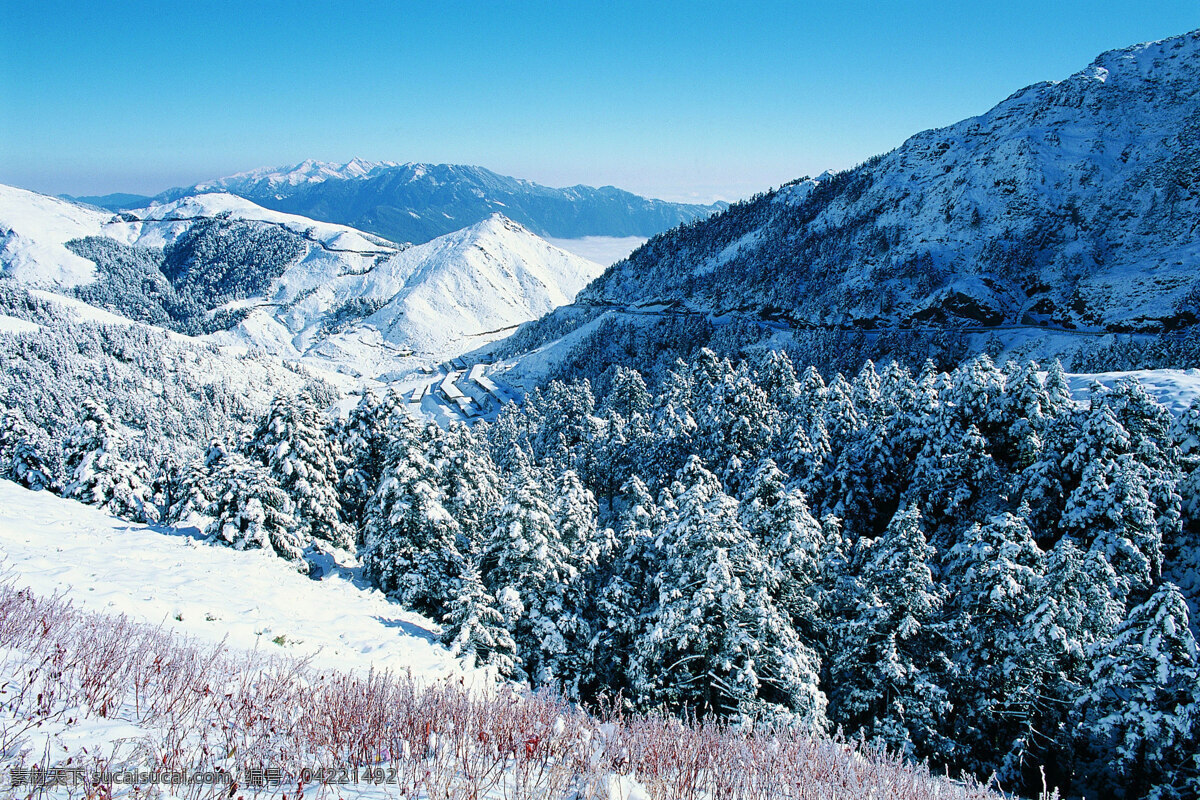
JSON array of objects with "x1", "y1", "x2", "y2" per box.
[{"x1": 4, "y1": 340, "x2": 1198, "y2": 799}]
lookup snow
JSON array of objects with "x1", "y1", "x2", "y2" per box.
[
  {"x1": 0, "y1": 184, "x2": 112, "y2": 287},
  {"x1": 1, "y1": 184, "x2": 603, "y2": 384},
  {"x1": 195, "y1": 158, "x2": 401, "y2": 191},
  {"x1": 129, "y1": 192, "x2": 399, "y2": 253},
  {"x1": 329, "y1": 213, "x2": 604, "y2": 363},
  {"x1": 0, "y1": 314, "x2": 41, "y2": 334},
  {"x1": 0, "y1": 480, "x2": 467, "y2": 680},
  {"x1": 1066, "y1": 368, "x2": 1200, "y2": 415},
  {"x1": 578, "y1": 30, "x2": 1200, "y2": 337}
]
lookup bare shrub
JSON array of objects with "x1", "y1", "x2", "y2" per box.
[{"x1": 0, "y1": 580, "x2": 1003, "y2": 799}]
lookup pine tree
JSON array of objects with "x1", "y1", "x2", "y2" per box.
[
  {"x1": 1021, "y1": 535, "x2": 1125, "y2": 790},
  {"x1": 246, "y1": 392, "x2": 354, "y2": 551},
  {"x1": 0, "y1": 408, "x2": 53, "y2": 491},
  {"x1": 338, "y1": 387, "x2": 404, "y2": 531},
  {"x1": 441, "y1": 562, "x2": 519, "y2": 677},
  {"x1": 630, "y1": 457, "x2": 825, "y2": 725},
  {"x1": 63, "y1": 399, "x2": 155, "y2": 522},
  {"x1": 1077, "y1": 582, "x2": 1199, "y2": 798},
  {"x1": 739, "y1": 458, "x2": 822, "y2": 633},
  {"x1": 943, "y1": 512, "x2": 1046, "y2": 777},
  {"x1": 168, "y1": 439, "x2": 229, "y2": 526},
  {"x1": 601, "y1": 366, "x2": 652, "y2": 420},
  {"x1": 433, "y1": 421, "x2": 502, "y2": 555},
  {"x1": 828, "y1": 505, "x2": 954, "y2": 759},
  {"x1": 592, "y1": 476, "x2": 661, "y2": 693},
  {"x1": 363, "y1": 437, "x2": 466, "y2": 618},
  {"x1": 482, "y1": 475, "x2": 576, "y2": 689},
  {"x1": 206, "y1": 452, "x2": 305, "y2": 566},
  {"x1": 992, "y1": 360, "x2": 1052, "y2": 472},
  {"x1": 910, "y1": 422, "x2": 1001, "y2": 544}
]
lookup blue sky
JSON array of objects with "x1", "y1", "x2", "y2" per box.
[{"x1": 3, "y1": 1, "x2": 1197, "y2": 203}]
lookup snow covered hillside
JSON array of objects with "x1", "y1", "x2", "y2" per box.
[
  {"x1": 0, "y1": 479, "x2": 462, "y2": 679},
  {"x1": 0, "y1": 184, "x2": 118, "y2": 288},
  {"x1": 0, "y1": 184, "x2": 605, "y2": 376},
  {"x1": 0, "y1": 483, "x2": 1007, "y2": 800}
]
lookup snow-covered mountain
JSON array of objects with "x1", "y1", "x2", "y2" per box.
[
  {"x1": 155, "y1": 160, "x2": 724, "y2": 245},
  {"x1": 572, "y1": 30, "x2": 1200, "y2": 335},
  {"x1": 0, "y1": 184, "x2": 604, "y2": 374},
  {"x1": 196, "y1": 156, "x2": 400, "y2": 190}
]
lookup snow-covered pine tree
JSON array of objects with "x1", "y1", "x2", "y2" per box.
[
  {"x1": 339, "y1": 387, "x2": 389, "y2": 531},
  {"x1": 909, "y1": 421, "x2": 1001, "y2": 546},
  {"x1": 0, "y1": 408, "x2": 53, "y2": 491},
  {"x1": 1018, "y1": 534, "x2": 1125, "y2": 790},
  {"x1": 629, "y1": 456, "x2": 825, "y2": 725},
  {"x1": 695, "y1": 366, "x2": 775, "y2": 495},
  {"x1": 821, "y1": 373, "x2": 863, "y2": 447},
  {"x1": 794, "y1": 365, "x2": 828, "y2": 429},
  {"x1": 591, "y1": 475, "x2": 662, "y2": 693},
  {"x1": 944, "y1": 355, "x2": 1006, "y2": 439},
  {"x1": 481, "y1": 474, "x2": 576, "y2": 689},
  {"x1": 778, "y1": 410, "x2": 830, "y2": 503},
  {"x1": 206, "y1": 452, "x2": 305, "y2": 566},
  {"x1": 739, "y1": 458, "x2": 823, "y2": 634},
  {"x1": 167, "y1": 439, "x2": 229, "y2": 526},
  {"x1": 644, "y1": 365, "x2": 698, "y2": 487},
  {"x1": 991, "y1": 360, "x2": 1052, "y2": 472},
  {"x1": 1076, "y1": 581, "x2": 1199, "y2": 799},
  {"x1": 1104, "y1": 378, "x2": 1184, "y2": 565},
  {"x1": 1060, "y1": 402, "x2": 1162, "y2": 596},
  {"x1": 432, "y1": 421, "x2": 502, "y2": 556},
  {"x1": 601, "y1": 365, "x2": 652, "y2": 420},
  {"x1": 246, "y1": 391, "x2": 354, "y2": 551},
  {"x1": 1170, "y1": 397, "x2": 1200, "y2": 598},
  {"x1": 850, "y1": 359, "x2": 882, "y2": 424},
  {"x1": 755, "y1": 349, "x2": 801, "y2": 417},
  {"x1": 363, "y1": 434, "x2": 466, "y2": 618},
  {"x1": 828, "y1": 504, "x2": 954, "y2": 759},
  {"x1": 441, "y1": 561, "x2": 519, "y2": 677},
  {"x1": 63, "y1": 399, "x2": 155, "y2": 522},
  {"x1": 1043, "y1": 359, "x2": 1076, "y2": 419},
  {"x1": 829, "y1": 413, "x2": 901, "y2": 538},
  {"x1": 943, "y1": 512, "x2": 1046, "y2": 778},
  {"x1": 544, "y1": 469, "x2": 610, "y2": 695}
]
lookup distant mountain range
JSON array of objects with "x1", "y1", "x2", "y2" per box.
[
  {"x1": 66, "y1": 161, "x2": 724, "y2": 245},
  {"x1": 563, "y1": 30, "x2": 1200, "y2": 337}
]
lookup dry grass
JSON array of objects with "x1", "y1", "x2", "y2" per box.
[{"x1": 0, "y1": 580, "x2": 1006, "y2": 799}]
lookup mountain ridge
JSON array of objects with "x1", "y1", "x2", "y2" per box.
[
  {"x1": 569, "y1": 29, "x2": 1200, "y2": 338},
  {"x1": 151, "y1": 161, "x2": 725, "y2": 245}
]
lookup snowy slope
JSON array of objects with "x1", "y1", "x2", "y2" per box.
[
  {"x1": 0, "y1": 184, "x2": 116, "y2": 287},
  {"x1": 129, "y1": 191, "x2": 400, "y2": 253},
  {"x1": 356, "y1": 214, "x2": 604, "y2": 357},
  {"x1": 193, "y1": 156, "x2": 400, "y2": 192},
  {"x1": 205, "y1": 211, "x2": 605, "y2": 369},
  {"x1": 0, "y1": 479, "x2": 464, "y2": 679}
]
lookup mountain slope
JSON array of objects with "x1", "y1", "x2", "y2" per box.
[
  {"x1": 578, "y1": 30, "x2": 1200, "y2": 335},
  {"x1": 158, "y1": 161, "x2": 724, "y2": 244},
  {"x1": 0, "y1": 185, "x2": 604, "y2": 373}
]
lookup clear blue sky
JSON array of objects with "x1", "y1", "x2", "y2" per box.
[{"x1": 3, "y1": 1, "x2": 1197, "y2": 203}]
